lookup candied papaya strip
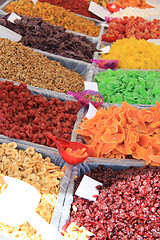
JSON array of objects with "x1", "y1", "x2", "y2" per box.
[
  {"x1": 101, "y1": 133, "x2": 125, "y2": 144},
  {"x1": 100, "y1": 142, "x2": 118, "y2": 156},
  {"x1": 147, "y1": 154, "x2": 160, "y2": 165},
  {"x1": 80, "y1": 109, "x2": 106, "y2": 129},
  {"x1": 138, "y1": 134, "x2": 150, "y2": 147},
  {"x1": 75, "y1": 101, "x2": 160, "y2": 165},
  {"x1": 65, "y1": 148, "x2": 88, "y2": 158},
  {"x1": 122, "y1": 101, "x2": 138, "y2": 124},
  {"x1": 136, "y1": 145, "x2": 147, "y2": 159},
  {"x1": 87, "y1": 145, "x2": 97, "y2": 157},
  {"x1": 116, "y1": 144, "x2": 127, "y2": 155},
  {"x1": 83, "y1": 136, "x2": 92, "y2": 145},
  {"x1": 144, "y1": 146, "x2": 154, "y2": 165},
  {"x1": 96, "y1": 140, "x2": 105, "y2": 157},
  {"x1": 108, "y1": 149, "x2": 126, "y2": 159}
]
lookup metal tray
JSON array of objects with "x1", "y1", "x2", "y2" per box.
[
  {"x1": 0, "y1": 0, "x2": 102, "y2": 38},
  {"x1": 72, "y1": 103, "x2": 154, "y2": 164},
  {"x1": 0, "y1": 138, "x2": 72, "y2": 240},
  {"x1": 0, "y1": 77, "x2": 85, "y2": 153},
  {"x1": 59, "y1": 161, "x2": 145, "y2": 230},
  {"x1": 0, "y1": 11, "x2": 100, "y2": 65}
]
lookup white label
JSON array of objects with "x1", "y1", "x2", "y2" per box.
[
  {"x1": 32, "y1": 0, "x2": 38, "y2": 5},
  {"x1": 100, "y1": 45, "x2": 110, "y2": 53},
  {"x1": 89, "y1": 1, "x2": 111, "y2": 20},
  {"x1": 75, "y1": 175, "x2": 102, "y2": 201},
  {"x1": 0, "y1": 25, "x2": 22, "y2": 42},
  {"x1": 85, "y1": 102, "x2": 97, "y2": 119},
  {"x1": 100, "y1": 21, "x2": 109, "y2": 27},
  {"x1": 147, "y1": 39, "x2": 160, "y2": 45},
  {"x1": 84, "y1": 81, "x2": 98, "y2": 91},
  {"x1": 7, "y1": 12, "x2": 21, "y2": 23}
]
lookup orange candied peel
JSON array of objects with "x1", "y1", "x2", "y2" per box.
[
  {"x1": 75, "y1": 101, "x2": 160, "y2": 166},
  {"x1": 65, "y1": 148, "x2": 88, "y2": 158}
]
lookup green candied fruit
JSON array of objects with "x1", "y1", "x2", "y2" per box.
[
  {"x1": 95, "y1": 69, "x2": 160, "y2": 105},
  {"x1": 152, "y1": 86, "x2": 160, "y2": 95},
  {"x1": 114, "y1": 93, "x2": 123, "y2": 103},
  {"x1": 155, "y1": 94, "x2": 160, "y2": 103}
]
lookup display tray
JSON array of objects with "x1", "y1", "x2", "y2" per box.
[
  {"x1": 75, "y1": 13, "x2": 102, "y2": 25},
  {"x1": 33, "y1": 48, "x2": 96, "y2": 69},
  {"x1": 72, "y1": 103, "x2": 155, "y2": 165},
  {"x1": 86, "y1": 67, "x2": 160, "y2": 105},
  {"x1": 0, "y1": 77, "x2": 85, "y2": 154},
  {"x1": 0, "y1": 12, "x2": 100, "y2": 65},
  {"x1": 32, "y1": 48, "x2": 94, "y2": 80},
  {"x1": 59, "y1": 161, "x2": 145, "y2": 230},
  {"x1": 0, "y1": 0, "x2": 102, "y2": 37},
  {"x1": 100, "y1": 24, "x2": 160, "y2": 46},
  {"x1": 0, "y1": 138, "x2": 72, "y2": 240}
]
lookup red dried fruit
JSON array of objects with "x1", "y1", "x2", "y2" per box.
[
  {"x1": 0, "y1": 80, "x2": 81, "y2": 147},
  {"x1": 70, "y1": 165, "x2": 160, "y2": 239}
]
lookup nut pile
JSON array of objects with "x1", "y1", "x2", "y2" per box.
[
  {"x1": 71, "y1": 165, "x2": 160, "y2": 239},
  {"x1": 0, "y1": 15, "x2": 97, "y2": 63},
  {"x1": 0, "y1": 38, "x2": 85, "y2": 93},
  {"x1": 0, "y1": 142, "x2": 65, "y2": 239}
]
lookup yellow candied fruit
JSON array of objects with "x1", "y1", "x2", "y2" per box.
[
  {"x1": 5, "y1": 0, "x2": 100, "y2": 37},
  {"x1": 101, "y1": 38, "x2": 160, "y2": 69}
]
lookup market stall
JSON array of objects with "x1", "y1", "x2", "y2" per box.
[{"x1": 0, "y1": 0, "x2": 160, "y2": 239}]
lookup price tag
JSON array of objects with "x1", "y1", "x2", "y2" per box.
[
  {"x1": 0, "y1": 25, "x2": 22, "y2": 42},
  {"x1": 84, "y1": 81, "x2": 98, "y2": 91},
  {"x1": 85, "y1": 103, "x2": 97, "y2": 119},
  {"x1": 7, "y1": 12, "x2": 21, "y2": 23},
  {"x1": 89, "y1": 1, "x2": 111, "y2": 20},
  {"x1": 32, "y1": 0, "x2": 38, "y2": 5},
  {"x1": 100, "y1": 45, "x2": 110, "y2": 53},
  {"x1": 75, "y1": 175, "x2": 102, "y2": 201},
  {"x1": 147, "y1": 39, "x2": 160, "y2": 45}
]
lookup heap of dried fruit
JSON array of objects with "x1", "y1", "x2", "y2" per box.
[
  {"x1": 71, "y1": 165, "x2": 160, "y2": 239},
  {"x1": 101, "y1": 38, "x2": 160, "y2": 69},
  {"x1": 5, "y1": 0, "x2": 100, "y2": 37},
  {"x1": 38, "y1": 0, "x2": 100, "y2": 19},
  {"x1": 0, "y1": 80, "x2": 81, "y2": 147},
  {"x1": 0, "y1": 38, "x2": 85, "y2": 93},
  {"x1": 102, "y1": 17, "x2": 160, "y2": 42},
  {"x1": 0, "y1": 142, "x2": 65, "y2": 239},
  {"x1": 75, "y1": 101, "x2": 160, "y2": 166},
  {"x1": 0, "y1": 15, "x2": 97, "y2": 63}
]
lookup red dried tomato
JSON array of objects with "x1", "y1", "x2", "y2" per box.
[
  {"x1": 106, "y1": 3, "x2": 121, "y2": 13},
  {"x1": 101, "y1": 33, "x2": 118, "y2": 42}
]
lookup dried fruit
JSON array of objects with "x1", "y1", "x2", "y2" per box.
[
  {"x1": 0, "y1": 80, "x2": 82, "y2": 147},
  {"x1": 71, "y1": 165, "x2": 160, "y2": 239},
  {"x1": 0, "y1": 142, "x2": 65, "y2": 239},
  {"x1": 1, "y1": 15, "x2": 97, "y2": 63},
  {"x1": 0, "y1": 38, "x2": 85, "y2": 93},
  {"x1": 5, "y1": 0, "x2": 100, "y2": 37}
]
